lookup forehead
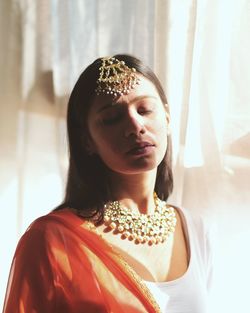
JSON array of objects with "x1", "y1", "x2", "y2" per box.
[{"x1": 91, "y1": 75, "x2": 161, "y2": 110}]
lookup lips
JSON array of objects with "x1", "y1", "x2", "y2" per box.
[{"x1": 126, "y1": 141, "x2": 155, "y2": 154}]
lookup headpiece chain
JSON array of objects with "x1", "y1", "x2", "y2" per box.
[{"x1": 95, "y1": 56, "x2": 140, "y2": 97}]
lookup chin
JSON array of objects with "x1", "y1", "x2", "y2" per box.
[{"x1": 115, "y1": 161, "x2": 159, "y2": 175}]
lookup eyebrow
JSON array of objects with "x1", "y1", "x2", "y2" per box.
[{"x1": 97, "y1": 95, "x2": 158, "y2": 113}]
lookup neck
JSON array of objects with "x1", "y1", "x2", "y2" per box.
[{"x1": 109, "y1": 170, "x2": 157, "y2": 214}]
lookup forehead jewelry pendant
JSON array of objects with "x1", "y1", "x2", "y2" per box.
[{"x1": 95, "y1": 57, "x2": 140, "y2": 97}]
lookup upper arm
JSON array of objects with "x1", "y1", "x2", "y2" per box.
[{"x1": 3, "y1": 225, "x2": 56, "y2": 313}]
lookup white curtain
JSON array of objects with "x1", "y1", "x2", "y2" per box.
[{"x1": 1, "y1": 0, "x2": 250, "y2": 311}]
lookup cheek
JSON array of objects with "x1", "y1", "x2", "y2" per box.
[
  {"x1": 90, "y1": 128, "x2": 120, "y2": 156},
  {"x1": 154, "y1": 116, "x2": 168, "y2": 150},
  {"x1": 154, "y1": 113, "x2": 168, "y2": 135}
]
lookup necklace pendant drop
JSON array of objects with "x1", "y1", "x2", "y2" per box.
[{"x1": 103, "y1": 195, "x2": 177, "y2": 245}]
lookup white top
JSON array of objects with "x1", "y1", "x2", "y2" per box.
[{"x1": 144, "y1": 207, "x2": 214, "y2": 313}]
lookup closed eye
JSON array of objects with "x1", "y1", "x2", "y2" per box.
[
  {"x1": 101, "y1": 114, "x2": 122, "y2": 125},
  {"x1": 137, "y1": 104, "x2": 154, "y2": 115},
  {"x1": 137, "y1": 100, "x2": 155, "y2": 116},
  {"x1": 138, "y1": 109, "x2": 153, "y2": 115}
]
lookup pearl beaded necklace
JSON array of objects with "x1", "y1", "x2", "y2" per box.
[{"x1": 103, "y1": 196, "x2": 177, "y2": 245}]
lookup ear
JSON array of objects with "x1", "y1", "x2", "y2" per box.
[{"x1": 163, "y1": 103, "x2": 171, "y2": 123}]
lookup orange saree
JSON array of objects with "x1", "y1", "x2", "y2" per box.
[{"x1": 3, "y1": 209, "x2": 161, "y2": 313}]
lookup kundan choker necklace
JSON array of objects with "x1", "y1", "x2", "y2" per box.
[{"x1": 103, "y1": 194, "x2": 177, "y2": 245}]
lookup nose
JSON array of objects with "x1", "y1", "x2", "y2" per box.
[{"x1": 124, "y1": 112, "x2": 146, "y2": 138}]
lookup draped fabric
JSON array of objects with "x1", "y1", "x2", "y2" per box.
[
  {"x1": 1, "y1": 0, "x2": 250, "y2": 312},
  {"x1": 3, "y1": 209, "x2": 161, "y2": 313}
]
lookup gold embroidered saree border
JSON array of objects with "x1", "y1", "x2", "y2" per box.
[{"x1": 85, "y1": 221, "x2": 162, "y2": 313}]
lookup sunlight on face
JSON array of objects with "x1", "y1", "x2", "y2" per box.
[{"x1": 87, "y1": 75, "x2": 168, "y2": 176}]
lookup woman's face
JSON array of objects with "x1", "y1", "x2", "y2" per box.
[{"x1": 87, "y1": 75, "x2": 168, "y2": 175}]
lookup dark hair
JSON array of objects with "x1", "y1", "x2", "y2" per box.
[{"x1": 55, "y1": 54, "x2": 173, "y2": 221}]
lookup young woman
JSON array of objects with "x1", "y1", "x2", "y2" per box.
[{"x1": 3, "y1": 55, "x2": 213, "y2": 313}]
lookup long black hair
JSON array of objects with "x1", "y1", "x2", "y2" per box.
[{"x1": 55, "y1": 54, "x2": 173, "y2": 222}]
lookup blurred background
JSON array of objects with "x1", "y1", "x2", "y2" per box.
[{"x1": 0, "y1": 0, "x2": 250, "y2": 311}]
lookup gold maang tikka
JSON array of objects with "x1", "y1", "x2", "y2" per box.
[{"x1": 95, "y1": 57, "x2": 140, "y2": 97}]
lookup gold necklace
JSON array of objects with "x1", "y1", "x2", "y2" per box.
[{"x1": 103, "y1": 195, "x2": 177, "y2": 245}]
